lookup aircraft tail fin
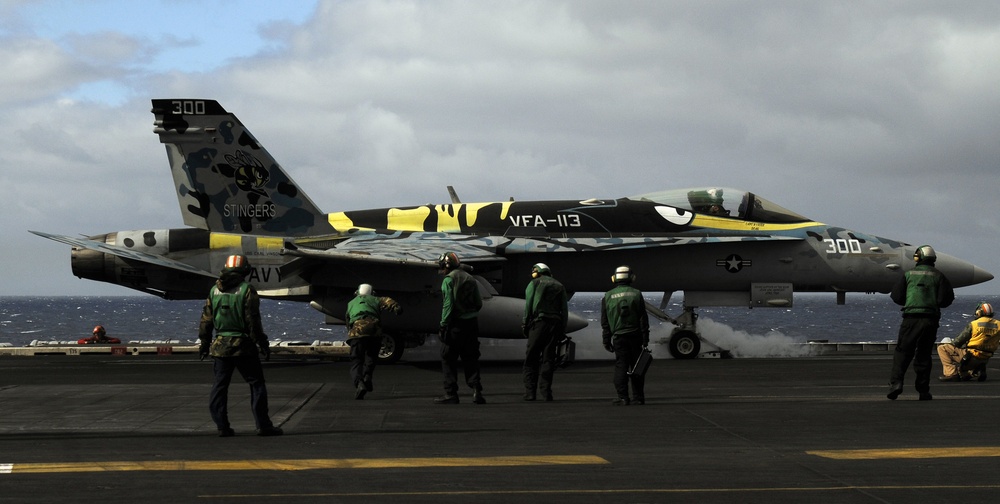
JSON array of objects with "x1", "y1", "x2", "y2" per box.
[{"x1": 151, "y1": 99, "x2": 333, "y2": 237}]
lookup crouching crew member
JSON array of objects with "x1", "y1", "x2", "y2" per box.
[
  {"x1": 938, "y1": 302, "x2": 999, "y2": 382},
  {"x1": 435, "y1": 252, "x2": 486, "y2": 405},
  {"x1": 78, "y1": 325, "x2": 121, "y2": 345},
  {"x1": 346, "y1": 283, "x2": 402, "y2": 399},
  {"x1": 522, "y1": 263, "x2": 568, "y2": 401},
  {"x1": 601, "y1": 266, "x2": 650, "y2": 405},
  {"x1": 198, "y1": 254, "x2": 282, "y2": 437}
]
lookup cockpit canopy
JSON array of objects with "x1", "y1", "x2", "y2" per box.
[{"x1": 628, "y1": 187, "x2": 809, "y2": 224}]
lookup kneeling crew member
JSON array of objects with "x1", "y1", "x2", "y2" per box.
[{"x1": 938, "y1": 302, "x2": 998, "y2": 382}]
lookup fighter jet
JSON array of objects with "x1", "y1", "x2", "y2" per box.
[{"x1": 32, "y1": 99, "x2": 994, "y2": 361}]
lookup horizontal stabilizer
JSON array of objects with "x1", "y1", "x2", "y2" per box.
[{"x1": 29, "y1": 230, "x2": 216, "y2": 279}]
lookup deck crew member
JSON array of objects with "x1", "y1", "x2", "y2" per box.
[
  {"x1": 522, "y1": 263, "x2": 568, "y2": 401},
  {"x1": 78, "y1": 325, "x2": 121, "y2": 345},
  {"x1": 198, "y1": 254, "x2": 282, "y2": 437},
  {"x1": 345, "y1": 283, "x2": 402, "y2": 399},
  {"x1": 601, "y1": 265, "x2": 650, "y2": 405},
  {"x1": 887, "y1": 245, "x2": 955, "y2": 401},
  {"x1": 937, "y1": 302, "x2": 998, "y2": 382},
  {"x1": 434, "y1": 252, "x2": 486, "y2": 404}
]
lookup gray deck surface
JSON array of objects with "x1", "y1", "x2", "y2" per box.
[{"x1": 2, "y1": 353, "x2": 999, "y2": 503}]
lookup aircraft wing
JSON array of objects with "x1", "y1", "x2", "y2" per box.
[
  {"x1": 283, "y1": 231, "x2": 509, "y2": 266},
  {"x1": 283, "y1": 230, "x2": 804, "y2": 265},
  {"x1": 30, "y1": 230, "x2": 217, "y2": 279}
]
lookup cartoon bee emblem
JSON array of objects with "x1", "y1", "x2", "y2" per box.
[{"x1": 224, "y1": 150, "x2": 270, "y2": 196}]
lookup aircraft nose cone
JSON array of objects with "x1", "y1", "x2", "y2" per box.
[
  {"x1": 567, "y1": 312, "x2": 589, "y2": 333},
  {"x1": 934, "y1": 252, "x2": 994, "y2": 288},
  {"x1": 972, "y1": 265, "x2": 994, "y2": 285}
]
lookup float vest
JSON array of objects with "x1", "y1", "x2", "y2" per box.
[
  {"x1": 902, "y1": 266, "x2": 946, "y2": 316},
  {"x1": 604, "y1": 284, "x2": 644, "y2": 336},
  {"x1": 442, "y1": 269, "x2": 482, "y2": 324},
  {"x1": 210, "y1": 282, "x2": 249, "y2": 337},
  {"x1": 524, "y1": 275, "x2": 567, "y2": 325},
  {"x1": 347, "y1": 295, "x2": 381, "y2": 324},
  {"x1": 967, "y1": 317, "x2": 1000, "y2": 357}
]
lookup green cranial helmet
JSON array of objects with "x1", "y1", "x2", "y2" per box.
[{"x1": 913, "y1": 245, "x2": 936, "y2": 264}]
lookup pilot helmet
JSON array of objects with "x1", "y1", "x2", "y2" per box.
[
  {"x1": 93, "y1": 325, "x2": 106, "y2": 337},
  {"x1": 531, "y1": 263, "x2": 551, "y2": 278},
  {"x1": 223, "y1": 254, "x2": 252, "y2": 274},
  {"x1": 975, "y1": 302, "x2": 994, "y2": 318},
  {"x1": 357, "y1": 283, "x2": 373, "y2": 296},
  {"x1": 611, "y1": 265, "x2": 635, "y2": 284},
  {"x1": 437, "y1": 252, "x2": 460, "y2": 272},
  {"x1": 913, "y1": 245, "x2": 936, "y2": 264}
]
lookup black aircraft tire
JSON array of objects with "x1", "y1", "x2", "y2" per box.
[
  {"x1": 377, "y1": 334, "x2": 404, "y2": 364},
  {"x1": 668, "y1": 331, "x2": 701, "y2": 359}
]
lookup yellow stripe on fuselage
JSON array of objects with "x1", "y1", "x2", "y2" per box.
[
  {"x1": 328, "y1": 212, "x2": 361, "y2": 232},
  {"x1": 329, "y1": 202, "x2": 516, "y2": 233},
  {"x1": 387, "y1": 206, "x2": 432, "y2": 231},
  {"x1": 691, "y1": 214, "x2": 824, "y2": 232},
  {"x1": 459, "y1": 202, "x2": 499, "y2": 228},
  {"x1": 209, "y1": 233, "x2": 283, "y2": 252}
]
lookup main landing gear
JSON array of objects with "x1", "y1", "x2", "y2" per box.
[
  {"x1": 377, "y1": 333, "x2": 404, "y2": 364},
  {"x1": 644, "y1": 304, "x2": 730, "y2": 359},
  {"x1": 667, "y1": 308, "x2": 701, "y2": 359}
]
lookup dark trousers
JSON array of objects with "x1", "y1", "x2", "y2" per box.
[
  {"x1": 440, "y1": 317, "x2": 482, "y2": 396},
  {"x1": 210, "y1": 354, "x2": 273, "y2": 430},
  {"x1": 890, "y1": 317, "x2": 939, "y2": 393},
  {"x1": 613, "y1": 334, "x2": 645, "y2": 401},
  {"x1": 523, "y1": 318, "x2": 559, "y2": 396},
  {"x1": 349, "y1": 336, "x2": 380, "y2": 391}
]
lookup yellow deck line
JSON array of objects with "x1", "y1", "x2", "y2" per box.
[
  {"x1": 204, "y1": 484, "x2": 1000, "y2": 499},
  {"x1": 0, "y1": 455, "x2": 608, "y2": 474},
  {"x1": 807, "y1": 447, "x2": 1000, "y2": 460}
]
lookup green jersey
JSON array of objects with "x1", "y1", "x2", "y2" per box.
[
  {"x1": 441, "y1": 269, "x2": 482, "y2": 326},
  {"x1": 601, "y1": 284, "x2": 650, "y2": 344}
]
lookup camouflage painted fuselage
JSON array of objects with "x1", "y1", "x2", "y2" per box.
[{"x1": 34, "y1": 99, "x2": 993, "y2": 344}]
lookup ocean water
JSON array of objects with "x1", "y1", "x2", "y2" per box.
[{"x1": 1, "y1": 293, "x2": 996, "y2": 358}]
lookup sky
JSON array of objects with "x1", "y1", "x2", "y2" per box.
[{"x1": 1, "y1": 0, "x2": 998, "y2": 298}]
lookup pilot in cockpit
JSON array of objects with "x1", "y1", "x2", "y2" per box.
[
  {"x1": 707, "y1": 204, "x2": 728, "y2": 216},
  {"x1": 687, "y1": 189, "x2": 730, "y2": 216}
]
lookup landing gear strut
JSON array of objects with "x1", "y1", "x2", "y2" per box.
[
  {"x1": 667, "y1": 308, "x2": 701, "y2": 359},
  {"x1": 644, "y1": 304, "x2": 730, "y2": 359}
]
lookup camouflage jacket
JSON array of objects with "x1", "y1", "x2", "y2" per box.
[
  {"x1": 345, "y1": 294, "x2": 401, "y2": 339},
  {"x1": 198, "y1": 272, "x2": 268, "y2": 357}
]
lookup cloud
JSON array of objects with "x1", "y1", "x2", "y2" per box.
[
  {"x1": 2, "y1": 0, "x2": 998, "y2": 297},
  {"x1": 0, "y1": 38, "x2": 95, "y2": 104}
]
